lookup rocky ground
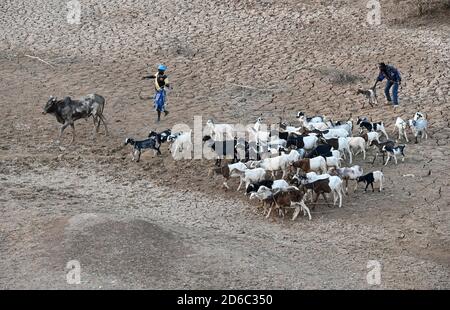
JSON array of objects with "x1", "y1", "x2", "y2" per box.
[{"x1": 0, "y1": 0, "x2": 449, "y2": 289}]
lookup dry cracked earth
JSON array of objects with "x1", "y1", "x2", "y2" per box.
[{"x1": 0, "y1": 0, "x2": 449, "y2": 289}]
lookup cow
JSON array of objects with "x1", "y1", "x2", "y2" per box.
[{"x1": 42, "y1": 94, "x2": 107, "y2": 144}]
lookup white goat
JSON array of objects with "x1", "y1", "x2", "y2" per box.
[
  {"x1": 254, "y1": 116, "x2": 263, "y2": 132},
  {"x1": 248, "y1": 127, "x2": 270, "y2": 144},
  {"x1": 322, "y1": 128, "x2": 349, "y2": 139},
  {"x1": 394, "y1": 117, "x2": 409, "y2": 142},
  {"x1": 328, "y1": 175, "x2": 344, "y2": 208},
  {"x1": 361, "y1": 132, "x2": 381, "y2": 149},
  {"x1": 236, "y1": 168, "x2": 266, "y2": 191},
  {"x1": 408, "y1": 119, "x2": 428, "y2": 143},
  {"x1": 292, "y1": 156, "x2": 327, "y2": 175},
  {"x1": 206, "y1": 119, "x2": 234, "y2": 141},
  {"x1": 331, "y1": 150, "x2": 342, "y2": 161},
  {"x1": 302, "y1": 135, "x2": 319, "y2": 150},
  {"x1": 330, "y1": 165, "x2": 363, "y2": 193},
  {"x1": 254, "y1": 150, "x2": 298, "y2": 179},
  {"x1": 328, "y1": 120, "x2": 353, "y2": 137},
  {"x1": 296, "y1": 112, "x2": 325, "y2": 123},
  {"x1": 336, "y1": 137, "x2": 352, "y2": 164},
  {"x1": 303, "y1": 121, "x2": 329, "y2": 131},
  {"x1": 326, "y1": 156, "x2": 341, "y2": 169},
  {"x1": 347, "y1": 137, "x2": 366, "y2": 160},
  {"x1": 169, "y1": 131, "x2": 192, "y2": 160},
  {"x1": 226, "y1": 162, "x2": 248, "y2": 189}
]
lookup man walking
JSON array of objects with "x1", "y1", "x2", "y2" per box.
[
  {"x1": 373, "y1": 62, "x2": 402, "y2": 108},
  {"x1": 142, "y1": 64, "x2": 171, "y2": 122}
]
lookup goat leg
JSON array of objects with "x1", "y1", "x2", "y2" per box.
[
  {"x1": 292, "y1": 206, "x2": 301, "y2": 221},
  {"x1": 301, "y1": 200, "x2": 312, "y2": 220},
  {"x1": 136, "y1": 150, "x2": 141, "y2": 162},
  {"x1": 265, "y1": 206, "x2": 273, "y2": 219},
  {"x1": 372, "y1": 153, "x2": 377, "y2": 165},
  {"x1": 223, "y1": 181, "x2": 229, "y2": 190},
  {"x1": 384, "y1": 154, "x2": 390, "y2": 166},
  {"x1": 322, "y1": 193, "x2": 330, "y2": 207},
  {"x1": 236, "y1": 177, "x2": 243, "y2": 191}
]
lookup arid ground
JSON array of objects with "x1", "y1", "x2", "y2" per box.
[{"x1": 0, "y1": 0, "x2": 449, "y2": 289}]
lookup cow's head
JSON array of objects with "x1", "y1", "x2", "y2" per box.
[{"x1": 43, "y1": 96, "x2": 58, "y2": 114}]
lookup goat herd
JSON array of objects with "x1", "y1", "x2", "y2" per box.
[
  {"x1": 123, "y1": 111, "x2": 429, "y2": 222},
  {"x1": 42, "y1": 95, "x2": 429, "y2": 221}
]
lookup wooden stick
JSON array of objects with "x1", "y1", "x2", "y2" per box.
[
  {"x1": 24, "y1": 54, "x2": 55, "y2": 68},
  {"x1": 230, "y1": 83, "x2": 287, "y2": 92}
]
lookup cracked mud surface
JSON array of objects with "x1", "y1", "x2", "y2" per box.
[{"x1": 0, "y1": 0, "x2": 449, "y2": 289}]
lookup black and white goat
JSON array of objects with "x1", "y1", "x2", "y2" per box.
[
  {"x1": 370, "y1": 139, "x2": 395, "y2": 165},
  {"x1": 124, "y1": 137, "x2": 161, "y2": 162},
  {"x1": 413, "y1": 112, "x2": 426, "y2": 121},
  {"x1": 296, "y1": 112, "x2": 325, "y2": 123},
  {"x1": 203, "y1": 135, "x2": 238, "y2": 166},
  {"x1": 246, "y1": 179, "x2": 290, "y2": 195},
  {"x1": 357, "y1": 117, "x2": 389, "y2": 139},
  {"x1": 382, "y1": 144, "x2": 406, "y2": 166},
  {"x1": 148, "y1": 129, "x2": 172, "y2": 144},
  {"x1": 356, "y1": 171, "x2": 384, "y2": 192}
]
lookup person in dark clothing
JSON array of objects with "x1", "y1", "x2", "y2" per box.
[
  {"x1": 142, "y1": 64, "x2": 171, "y2": 122},
  {"x1": 373, "y1": 62, "x2": 402, "y2": 108}
]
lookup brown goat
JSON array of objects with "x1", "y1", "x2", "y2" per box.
[
  {"x1": 319, "y1": 138, "x2": 338, "y2": 150},
  {"x1": 268, "y1": 188, "x2": 311, "y2": 221},
  {"x1": 292, "y1": 159, "x2": 311, "y2": 173},
  {"x1": 291, "y1": 157, "x2": 327, "y2": 175},
  {"x1": 298, "y1": 178, "x2": 332, "y2": 208}
]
